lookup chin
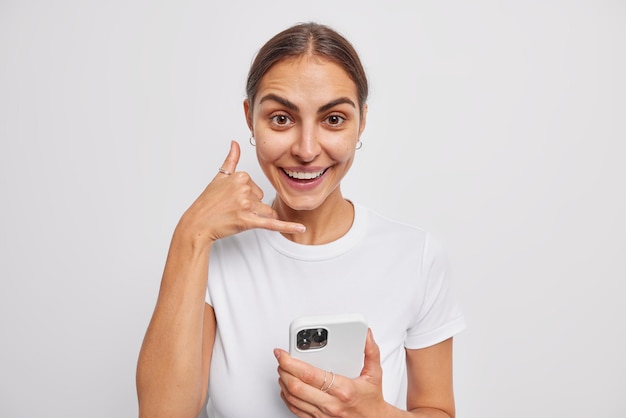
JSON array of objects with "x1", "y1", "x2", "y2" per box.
[{"x1": 279, "y1": 194, "x2": 326, "y2": 212}]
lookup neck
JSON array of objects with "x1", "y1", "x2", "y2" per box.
[{"x1": 273, "y1": 189, "x2": 354, "y2": 245}]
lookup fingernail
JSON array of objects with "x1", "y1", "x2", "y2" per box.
[
  {"x1": 274, "y1": 349, "x2": 281, "y2": 360},
  {"x1": 295, "y1": 225, "x2": 306, "y2": 233}
]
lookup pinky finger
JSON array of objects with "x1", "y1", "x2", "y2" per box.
[{"x1": 262, "y1": 219, "x2": 306, "y2": 234}]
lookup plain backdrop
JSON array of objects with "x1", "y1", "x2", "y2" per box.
[{"x1": 1, "y1": 1, "x2": 625, "y2": 417}]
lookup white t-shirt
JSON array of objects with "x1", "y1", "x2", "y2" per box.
[{"x1": 205, "y1": 203, "x2": 465, "y2": 417}]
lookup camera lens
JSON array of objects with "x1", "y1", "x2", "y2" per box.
[
  {"x1": 297, "y1": 338, "x2": 311, "y2": 350},
  {"x1": 312, "y1": 329, "x2": 326, "y2": 343}
]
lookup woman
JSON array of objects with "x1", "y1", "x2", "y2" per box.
[{"x1": 137, "y1": 22, "x2": 465, "y2": 418}]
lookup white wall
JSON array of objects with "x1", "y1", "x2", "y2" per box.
[{"x1": 1, "y1": 1, "x2": 624, "y2": 417}]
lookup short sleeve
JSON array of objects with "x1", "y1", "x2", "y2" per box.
[
  {"x1": 405, "y1": 233, "x2": 466, "y2": 349},
  {"x1": 205, "y1": 285, "x2": 212, "y2": 306}
]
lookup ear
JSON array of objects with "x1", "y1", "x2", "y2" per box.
[
  {"x1": 358, "y1": 103, "x2": 368, "y2": 136},
  {"x1": 243, "y1": 99, "x2": 253, "y2": 132}
]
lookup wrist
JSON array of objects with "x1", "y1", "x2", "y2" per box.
[{"x1": 174, "y1": 213, "x2": 217, "y2": 252}]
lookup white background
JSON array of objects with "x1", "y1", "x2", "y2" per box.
[{"x1": 1, "y1": 1, "x2": 625, "y2": 417}]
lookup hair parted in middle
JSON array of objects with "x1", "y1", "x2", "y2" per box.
[{"x1": 245, "y1": 22, "x2": 368, "y2": 116}]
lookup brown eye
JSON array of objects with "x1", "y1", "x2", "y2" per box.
[
  {"x1": 271, "y1": 114, "x2": 292, "y2": 125},
  {"x1": 325, "y1": 114, "x2": 345, "y2": 126}
]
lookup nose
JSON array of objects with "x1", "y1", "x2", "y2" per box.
[{"x1": 291, "y1": 124, "x2": 321, "y2": 163}]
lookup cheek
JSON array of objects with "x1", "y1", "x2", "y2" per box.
[
  {"x1": 328, "y1": 141, "x2": 356, "y2": 163},
  {"x1": 255, "y1": 138, "x2": 284, "y2": 165},
  {"x1": 255, "y1": 129, "x2": 297, "y2": 159}
]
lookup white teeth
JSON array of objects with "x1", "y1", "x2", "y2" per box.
[{"x1": 284, "y1": 169, "x2": 325, "y2": 180}]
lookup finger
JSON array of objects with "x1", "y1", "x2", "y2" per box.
[
  {"x1": 236, "y1": 200, "x2": 305, "y2": 233},
  {"x1": 218, "y1": 140, "x2": 240, "y2": 176},
  {"x1": 247, "y1": 179, "x2": 265, "y2": 202},
  {"x1": 255, "y1": 217, "x2": 306, "y2": 234},
  {"x1": 360, "y1": 329, "x2": 382, "y2": 380},
  {"x1": 275, "y1": 349, "x2": 327, "y2": 394},
  {"x1": 278, "y1": 378, "x2": 321, "y2": 418},
  {"x1": 249, "y1": 201, "x2": 277, "y2": 219}
]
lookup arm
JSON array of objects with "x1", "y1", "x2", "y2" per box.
[
  {"x1": 135, "y1": 234, "x2": 216, "y2": 418},
  {"x1": 275, "y1": 332, "x2": 456, "y2": 418},
  {"x1": 136, "y1": 141, "x2": 305, "y2": 417},
  {"x1": 405, "y1": 338, "x2": 456, "y2": 418}
]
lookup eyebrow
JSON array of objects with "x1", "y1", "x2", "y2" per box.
[{"x1": 258, "y1": 93, "x2": 356, "y2": 114}]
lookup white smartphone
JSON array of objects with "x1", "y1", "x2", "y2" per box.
[{"x1": 288, "y1": 313, "x2": 368, "y2": 378}]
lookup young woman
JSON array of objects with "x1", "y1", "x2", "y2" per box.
[{"x1": 137, "y1": 22, "x2": 465, "y2": 418}]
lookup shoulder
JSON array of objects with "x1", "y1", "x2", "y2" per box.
[
  {"x1": 355, "y1": 202, "x2": 429, "y2": 244},
  {"x1": 354, "y1": 203, "x2": 450, "y2": 266}
]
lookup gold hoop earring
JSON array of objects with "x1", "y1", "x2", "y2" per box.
[
  {"x1": 249, "y1": 136, "x2": 256, "y2": 146},
  {"x1": 356, "y1": 140, "x2": 362, "y2": 150}
]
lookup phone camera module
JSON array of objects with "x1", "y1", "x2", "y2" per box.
[{"x1": 297, "y1": 328, "x2": 328, "y2": 351}]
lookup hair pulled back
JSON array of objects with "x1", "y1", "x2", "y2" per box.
[{"x1": 246, "y1": 22, "x2": 368, "y2": 114}]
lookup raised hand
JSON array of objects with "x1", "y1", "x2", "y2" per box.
[
  {"x1": 177, "y1": 140, "x2": 305, "y2": 248},
  {"x1": 274, "y1": 329, "x2": 392, "y2": 418}
]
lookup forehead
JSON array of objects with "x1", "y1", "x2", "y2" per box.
[{"x1": 255, "y1": 56, "x2": 358, "y2": 106}]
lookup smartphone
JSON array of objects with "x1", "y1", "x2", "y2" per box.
[{"x1": 288, "y1": 313, "x2": 368, "y2": 378}]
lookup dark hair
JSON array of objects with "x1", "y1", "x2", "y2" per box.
[{"x1": 246, "y1": 22, "x2": 368, "y2": 115}]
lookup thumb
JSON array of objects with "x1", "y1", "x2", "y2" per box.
[
  {"x1": 361, "y1": 329, "x2": 382, "y2": 380},
  {"x1": 218, "y1": 140, "x2": 241, "y2": 176}
]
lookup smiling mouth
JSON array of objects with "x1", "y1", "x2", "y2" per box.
[{"x1": 283, "y1": 168, "x2": 327, "y2": 180}]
